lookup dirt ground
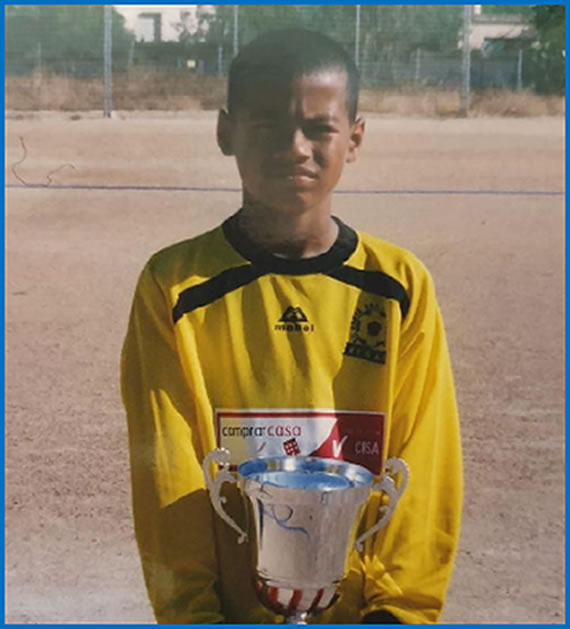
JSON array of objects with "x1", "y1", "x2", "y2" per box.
[{"x1": 5, "y1": 113, "x2": 565, "y2": 624}]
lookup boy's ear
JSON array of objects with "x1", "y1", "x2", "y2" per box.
[
  {"x1": 345, "y1": 116, "x2": 365, "y2": 163},
  {"x1": 217, "y1": 109, "x2": 234, "y2": 156}
]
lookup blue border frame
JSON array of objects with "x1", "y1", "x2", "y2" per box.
[
  {"x1": 1, "y1": 2, "x2": 6, "y2": 627},
  {"x1": 4, "y1": 1, "x2": 566, "y2": 628},
  {"x1": 3, "y1": 0, "x2": 566, "y2": 5},
  {"x1": 564, "y1": 5, "x2": 570, "y2": 622}
]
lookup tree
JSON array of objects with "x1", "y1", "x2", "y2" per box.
[
  {"x1": 530, "y1": 5, "x2": 565, "y2": 94},
  {"x1": 174, "y1": 5, "x2": 464, "y2": 84},
  {"x1": 175, "y1": 6, "x2": 217, "y2": 45},
  {"x1": 355, "y1": 5, "x2": 463, "y2": 86},
  {"x1": 237, "y1": 6, "x2": 357, "y2": 48},
  {"x1": 195, "y1": 5, "x2": 357, "y2": 51},
  {"x1": 182, "y1": 5, "x2": 359, "y2": 76},
  {"x1": 5, "y1": 5, "x2": 134, "y2": 77},
  {"x1": 481, "y1": 5, "x2": 532, "y2": 18}
]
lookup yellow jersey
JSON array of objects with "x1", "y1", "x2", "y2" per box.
[{"x1": 121, "y1": 212, "x2": 463, "y2": 624}]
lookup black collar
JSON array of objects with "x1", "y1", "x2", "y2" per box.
[{"x1": 222, "y1": 210, "x2": 358, "y2": 275}]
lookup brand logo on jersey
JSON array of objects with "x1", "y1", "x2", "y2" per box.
[
  {"x1": 275, "y1": 306, "x2": 315, "y2": 333},
  {"x1": 344, "y1": 301, "x2": 387, "y2": 364}
]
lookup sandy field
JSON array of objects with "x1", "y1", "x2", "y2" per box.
[{"x1": 5, "y1": 112, "x2": 565, "y2": 624}]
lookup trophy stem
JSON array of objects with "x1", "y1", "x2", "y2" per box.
[{"x1": 284, "y1": 611, "x2": 308, "y2": 624}]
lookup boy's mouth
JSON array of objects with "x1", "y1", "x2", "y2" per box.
[{"x1": 268, "y1": 166, "x2": 318, "y2": 185}]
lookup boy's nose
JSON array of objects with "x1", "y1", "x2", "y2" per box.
[{"x1": 279, "y1": 128, "x2": 311, "y2": 160}]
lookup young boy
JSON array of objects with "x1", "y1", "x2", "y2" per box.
[{"x1": 121, "y1": 29, "x2": 463, "y2": 624}]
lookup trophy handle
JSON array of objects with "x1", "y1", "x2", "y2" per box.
[
  {"x1": 202, "y1": 448, "x2": 248, "y2": 544},
  {"x1": 354, "y1": 457, "x2": 409, "y2": 552}
]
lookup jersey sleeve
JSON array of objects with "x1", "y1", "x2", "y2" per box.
[
  {"x1": 360, "y1": 264, "x2": 463, "y2": 624},
  {"x1": 120, "y1": 262, "x2": 224, "y2": 624}
]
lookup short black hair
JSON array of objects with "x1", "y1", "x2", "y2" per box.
[{"x1": 227, "y1": 28, "x2": 359, "y2": 122}]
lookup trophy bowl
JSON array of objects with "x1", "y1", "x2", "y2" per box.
[{"x1": 203, "y1": 449, "x2": 408, "y2": 624}]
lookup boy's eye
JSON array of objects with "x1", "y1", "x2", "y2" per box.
[{"x1": 305, "y1": 122, "x2": 337, "y2": 137}]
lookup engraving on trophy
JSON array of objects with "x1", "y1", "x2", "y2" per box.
[{"x1": 261, "y1": 504, "x2": 310, "y2": 538}]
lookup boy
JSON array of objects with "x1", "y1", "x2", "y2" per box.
[{"x1": 121, "y1": 29, "x2": 463, "y2": 624}]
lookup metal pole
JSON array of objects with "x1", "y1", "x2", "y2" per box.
[
  {"x1": 233, "y1": 5, "x2": 239, "y2": 58},
  {"x1": 517, "y1": 49, "x2": 523, "y2": 91},
  {"x1": 127, "y1": 38, "x2": 135, "y2": 73},
  {"x1": 103, "y1": 5, "x2": 113, "y2": 118},
  {"x1": 36, "y1": 41, "x2": 43, "y2": 108},
  {"x1": 415, "y1": 48, "x2": 421, "y2": 84},
  {"x1": 460, "y1": 4, "x2": 472, "y2": 116},
  {"x1": 37, "y1": 41, "x2": 42, "y2": 75},
  {"x1": 218, "y1": 44, "x2": 223, "y2": 77},
  {"x1": 355, "y1": 5, "x2": 361, "y2": 68}
]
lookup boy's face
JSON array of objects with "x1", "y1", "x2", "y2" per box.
[{"x1": 218, "y1": 70, "x2": 364, "y2": 216}]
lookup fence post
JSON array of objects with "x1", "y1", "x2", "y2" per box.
[
  {"x1": 218, "y1": 44, "x2": 223, "y2": 77},
  {"x1": 35, "y1": 41, "x2": 43, "y2": 109},
  {"x1": 517, "y1": 49, "x2": 523, "y2": 90},
  {"x1": 127, "y1": 38, "x2": 135, "y2": 73},
  {"x1": 233, "y1": 5, "x2": 239, "y2": 58},
  {"x1": 36, "y1": 41, "x2": 42, "y2": 76},
  {"x1": 415, "y1": 48, "x2": 422, "y2": 84},
  {"x1": 103, "y1": 5, "x2": 113, "y2": 118},
  {"x1": 355, "y1": 5, "x2": 361, "y2": 68},
  {"x1": 460, "y1": 4, "x2": 472, "y2": 116}
]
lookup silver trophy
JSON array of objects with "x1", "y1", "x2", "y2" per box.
[{"x1": 203, "y1": 449, "x2": 408, "y2": 624}]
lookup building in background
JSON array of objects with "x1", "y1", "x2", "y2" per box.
[
  {"x1": 114, "y1": 5, "x2": 215, "y2": 43},
  {"x1": 471, "y1": 5, "x2": 535, "y2": 52}
]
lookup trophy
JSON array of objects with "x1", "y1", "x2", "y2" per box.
[{"x1": 203, "y1": 449, "x2": 408, "y2": 624}]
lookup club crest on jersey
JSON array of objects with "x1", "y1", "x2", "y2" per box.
[
  {"x1": 344, "y1": 301, "x2": 387, "y2": 364},
  {"x1": 275, "y1": 306, "x2": 315, "y2": 333}
]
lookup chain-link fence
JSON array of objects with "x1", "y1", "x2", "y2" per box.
[{"x1": 5, "y1": 4, "x2": 565, "y2": 113}]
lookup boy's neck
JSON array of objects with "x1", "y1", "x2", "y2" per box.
[{"x1": 237, "y1": 201, "x2": 339, "y2": 259}]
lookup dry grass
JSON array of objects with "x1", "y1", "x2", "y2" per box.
[
  {"x1": 360, "y1": 87, "x2": 462, "y2": 117},
  {"x1": 6, "y1": 71, "x2": 105, "y2": 111},
  {"x1": 360, "y1": 86, "x2": 565, "y2": 117},
  {"x1": 5, "y1": 70, "x2": 226, "y2": 112},
  {"x1": 5, "y1": 72, "x2": 564, "y2": 117},
  {"x1": 470, "y1": 88, "x2": 565, "y2": 117}
]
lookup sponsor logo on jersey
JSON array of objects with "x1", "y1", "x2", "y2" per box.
[
  {"x1": 275, "y1": 306, "x2": 315, "y2": 333},
  {"x1": 215, "y1": 409, "x2": 386, "y2": 474},
  {"x1": 343, "y1": 301, "x2": 387, "y2": 364},
  {"x1": 283, "y1": 437, "x2": 301, "y2": 456}
]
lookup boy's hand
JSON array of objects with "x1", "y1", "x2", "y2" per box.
[{"x1": 362, "y1": 609, "x2": 402, "y2": 624}]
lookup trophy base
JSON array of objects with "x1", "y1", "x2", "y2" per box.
[
  {"x1": 284, "y1": 611, "x2": 308, "y2": 624},
  {"x1": 254, "y1": 577, "x2": 339, "y2": 623}
]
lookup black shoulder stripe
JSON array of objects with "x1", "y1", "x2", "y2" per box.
[
  {"x1": 172, "y1": 265, "x2": 265, "y2": 323},
  {"x1": 326, "y1": 265, "x2": 410, "y2": 319}
]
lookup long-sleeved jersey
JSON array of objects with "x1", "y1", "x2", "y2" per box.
[{"x1": 121, "y1": 212, "x2": 463, "y2": 624}]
